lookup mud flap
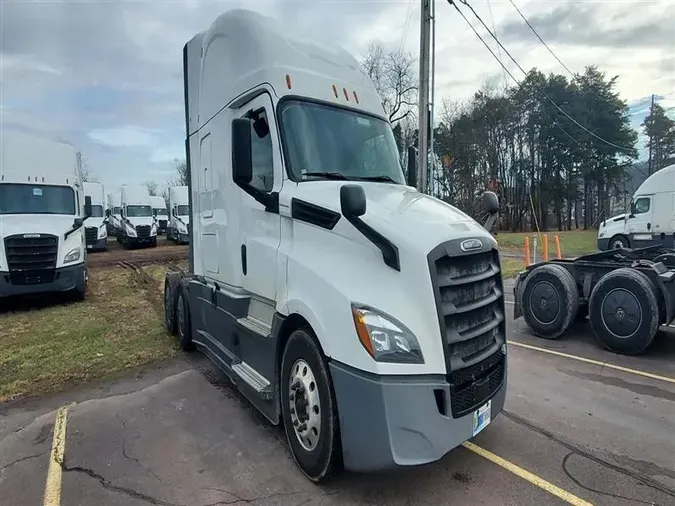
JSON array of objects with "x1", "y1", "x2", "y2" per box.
[{"x1": 513, "y1": 273, "x2": 524, "y2": 320}]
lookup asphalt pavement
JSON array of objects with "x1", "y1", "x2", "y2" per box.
[{"x1": 2, "y1": 288, "x2": 675, "y2": 506}]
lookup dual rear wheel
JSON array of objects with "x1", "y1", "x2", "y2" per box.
[{"x1": 520, "y1": 265, "x2": 660, "y2": 355}]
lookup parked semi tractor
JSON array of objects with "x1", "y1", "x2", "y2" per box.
[
  {"x1": 0, "y1": 131, "x2": 92, "y2": 300},
  {"x1": 164, "y1": 9, "x2": 504, "y2": 482},
  {"x1": 167, "y1": 185, "x2": 190, "y2": 244},
  {"x1": 106, "y1": 191, "x2": 122, "y2": 236},
  {"x1": 83, "y1": 181, "x2": 108, "y2": 251},
  {"x1": 598, "y1": 163, "x2": 675, "y2": 250},
  {"x1": 119, "y1": 185, "x2": 157, "y2": 248},
  {"x1": 150, "y1": 195, "x2": 168, "y2": 235}
]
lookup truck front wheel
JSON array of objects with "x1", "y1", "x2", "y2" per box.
[
  {"x1": 589, "y1": 268, "x2": 659, "y2": 355},
  {"x1": 175, "y1": 285, "x2": 195, "y2": 351},
  {"x1": 610, "y1": 234, "x2": 630, "y2": 249},
  {"x1": 280, "y1": 328, "x2": 342, "y2": 482},
  {"x1": 521, "y1": 263, "x2": 579, "y2": 339}
]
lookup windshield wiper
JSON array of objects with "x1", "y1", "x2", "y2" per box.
[
  {"x1": 302, "y1": 172, "x2": 350, "y2": 181},
  {"x1": 354, "y1": 175, "x2": 399, "y2": 184}
]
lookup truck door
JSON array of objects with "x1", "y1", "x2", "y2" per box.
[
  {"x1": 236, "y1": 94, "x2": 282, "y2": 302},
  {"x1": 628, "y1": 195, "x2": 653, "y2": 247}
]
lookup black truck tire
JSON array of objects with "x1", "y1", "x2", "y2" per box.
[
  {"x1": 610, "y1": 234, "x2": 630, "y2": 249},
  {"x1": 175, "y1": 283, "x2": 195, "y2": 351},
  {"x1": 164, "y1": 272, "x2": 181, "y2": 335},
  {"x1": 589, "y1": 268, "x2": 659, "y2": 355},
  {"x1": 280, "y1": 327, "x2": 342, "y2": 483},
  {"x1": 521, "y1": 263, "x2": 579, "y2": 339}
]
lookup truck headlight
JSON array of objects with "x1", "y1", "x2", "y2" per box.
[
  {"x1": 178, "y1": 222, "x2": 187, "y2": 234},
  {"x1": 126, "y1": 224, "x2": 137, "y2": 237},
  {"x1": 99, "y1": 224, "x2": 107, "y2": 239},
  {"x1": 64, "y1": 248, "x2": 81, "y2": 264},
  {"x1": 598, "y1": 230, "x2": 606, "y2": 238},
  {"x1": 351, "y1": 305, "x2": 424, "y2": 364}
]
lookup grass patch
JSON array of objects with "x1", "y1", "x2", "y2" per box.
[
  {"x1": 501, "y1": 258, "x2": 527, "y2": 279},
  {"x1": 496, "y1": 229, "x2": 597, "y2": 258},
  {"x1": 0, "y1": 266, "x2": 178, "y2": 402}
]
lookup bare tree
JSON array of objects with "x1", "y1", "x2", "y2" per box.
[
  {"x1": 361, "y1": 42, "x2": 418, "y2": 124},
  {"x1": 76, "y1": 151, "x2": 96, "y2": 182},
  {"x1": 172, "y1": 159, "x2": 189, "y2": 186},
  {"x1": 145, "y1": 181, "x2": 159, "y2": 196}
]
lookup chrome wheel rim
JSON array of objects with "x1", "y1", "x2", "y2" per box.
[{"x1": 288, "y1": 359, "x2": 321, "y2": 451}]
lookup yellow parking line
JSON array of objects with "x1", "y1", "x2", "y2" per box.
[
  {"x1": 462, "y1": 441, "x2": 593, "y2": 506},
  {"x1": 508, "y1": 340, "x2": 675, "y2": 385},
  {"x1": 43, "y1": 406, "x2": 69, "y2": 506}
]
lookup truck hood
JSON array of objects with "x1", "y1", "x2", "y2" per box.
[
  {"x1": 288, "y1": 182, "x2": 492, "y2": 254},
  {"x1": 0, "y1": 214, "x2": 80, "y2": 239},
  {"x1": 125, "y1": 217, "x2": 155, "y2": 228}
]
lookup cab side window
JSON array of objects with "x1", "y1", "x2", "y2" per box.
[
  {"x1": 634, "y1": 198, "x2": 650, "y2": 214},
  {"x1": 249, "y1": 110, "x2": 274, "y2": 193}
]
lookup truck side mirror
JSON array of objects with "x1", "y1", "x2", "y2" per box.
[
  {"x1": 482, "y1": 191, "x2": 499, "y2": 215},
  {"x1": 232, "y1": 118, "x2": 253, "y2": 185},
  {"x1": 105, "y1": 209, "x2": 110, "y2": 217},
  {"x1": 340, "y1": 184, "x2": 366, "y2": 218},
  {"x1": 84, "y1": 196, "x2": 93, "y2": 218}
]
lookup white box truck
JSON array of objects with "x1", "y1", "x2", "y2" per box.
[
  {"x1": 119, "y1": 185, "x2": 157, "y2": 248},
  {"x1": 83, "y1": 181, "x2": 108, "y2": 251},
  {"x1": 164, "y1": 9, "x2": 505, "y2": 482},
  {"x1": 167, "y1": 185, "x2": 190, "y2": 244},
  {"x1": 0, "y1": 131, "x2": 91, "y2": 300},
  {"x1": 598, "y1": 163, "x2": 675, "y2": 250},
  {"x1": 150, "y1": 195, "x2": 168, "y2": 235}
]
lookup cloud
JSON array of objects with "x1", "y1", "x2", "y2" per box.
[{"x1": 1, "y1": 0, "x2": 674, "y2": 190}]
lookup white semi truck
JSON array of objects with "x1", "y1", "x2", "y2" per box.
[
  {"x1": 598, "y1": 163, "x2": 675, "y2": 250},
  {"x1": 83, "y1": 181, "x2": 108, "y2": 251},
  {"x1": 119, "y1": 185, "x2": 158, "y2": 248},
  {"x1": 164, "y1": 9, "x2": 504, "y2": 482},
  {"x1": 0, "y1": 131, "x2": 92, "y2": 300},
  {"x1": 106, "y1": 191, "x2": 123, "y2": 237},
  {"x1": 167, "y1": 185, "x2": 190, "y2": 244},
  {"x1": 150, "y1": 195, "x2": 169, "y2": 235}
]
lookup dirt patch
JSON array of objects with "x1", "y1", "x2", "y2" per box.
[{"x1": 88, "y1": 236, "x2": 188, "y2": 268}]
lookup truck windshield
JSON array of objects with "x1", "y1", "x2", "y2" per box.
[
  {"x1": 0, "y1": 183, "x2": 76, "y2": 215},
  {"x1": 154, "y1": 208, "x2": 168, "y2": 216},
  {"x1": 279, "y1": 100, "x2": 405, "y2": 184},
  {"x1": 91, "y1": 205, "x2": 104, "y2": 217},
  {"x1": 126, "y1": 205, "x2": 152, "y2": 217},
  {"x1": 176, "y1": 205, "x2": 189, "y2": 216},
  {"x1": 113, "y1": 207, "x2": 121, "y2": 215}
]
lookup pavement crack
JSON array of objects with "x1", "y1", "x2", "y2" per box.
[
  {"x1": 62, "y1": 460, "x2": 182, "y2": 506},
  {"x1": 1, "y1": 451, "x2": 46, "y2": 470},
  {"x1": 202, "y1": 490, "x2": 304, "y2": 506},
  {"x1": 562, "y1": 451, "x2": 661, "y2": 505},
  {"x1": 118, "y1": 416, "x2": 163, "y2": 482},
  {"x1": 502, "y1": 410, "x2": 675, "y2": 499}
]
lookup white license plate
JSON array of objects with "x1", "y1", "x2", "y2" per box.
[
  {"x1": 87, "y1": 245, "x2": 93, "y2": 249},
  {"x1": 472, "y1": 400, "x2": 491, "y2": 437}
]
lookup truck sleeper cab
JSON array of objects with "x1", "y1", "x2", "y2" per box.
[
  {"x1": 150, "y1": 195, "x2": 168, "y2": 235},
  {"x1": 165, "y1": 9, "x2": 506, "y2": 482},
  {"x1": 0, "y1": 131, "x2": 92, "y2": 300},
  {"x1": 167, "y1": 185, "x2": 190, "y2": 244},
  {"x1": 598, "y1": 163, "x2": 675, "y2": 251},
  {"x1": 119, "y1": 185, "x2": 158, "y2": 249},
  {"x1": 83, "y1": 182, "x2": 108, "y2": 251}
]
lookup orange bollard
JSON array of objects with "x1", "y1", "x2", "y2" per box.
[
  {"x1": 554, "y1": 234, "x2": 562, "y2": 259},
  {"x1": 524, "y1": 237, "x2": 531, "y2": 267},
  {"x1": 542, "y1": 234, "x2": 549, "y2": 262}
]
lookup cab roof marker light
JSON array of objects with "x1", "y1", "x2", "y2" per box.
[
  {"x1": 332, "y1": 84, "x2": 338, "y2": 98},
  {"x1": 285, "y1": 74, "x2": 292, "y2": 89},
  {"x1": 343, "y1": 88, "x2": 349, "y2": 101},
  {"x1": 353, "y1": 91, "x2": 359, "y2": 104}
]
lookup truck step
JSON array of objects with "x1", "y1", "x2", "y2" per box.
[
  {"x1": 232, "y1": 361, "x2": 273, "y2": 400},
  {"x1": 236, "y1": 316, "x2": 271, "y2": 337}
]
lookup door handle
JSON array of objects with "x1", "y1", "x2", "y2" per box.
[{"x1": 647, "y1": 223, "x2": 651, "y2": 231}]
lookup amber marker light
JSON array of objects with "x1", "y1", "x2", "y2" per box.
[{"x1": 352, "y1": 307, "x2": 375, "y2": 358}]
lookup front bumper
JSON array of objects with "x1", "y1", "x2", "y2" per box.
[
  {"x1": 597, "y1": 237, "x2": 610, "y2": 251},
  {"x1": 86, "y1": 237, "x2": 108, "y2": 251},
  {"x1": 0, "y1": 263, "x2": 86, "y2": 298},
  {"x1": 329, "y1": 359, "x2": 506, "y2": 472},
  {"x1": 178, "y1": 233, "x2": 190, "y2": 244}
]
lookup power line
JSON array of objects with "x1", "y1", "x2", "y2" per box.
[
  {"x1": 398, "y1": 0, "x2": 415, "y2": 54},
  {"x1": 486, "y1": 0, "x2": 508, "y2": 89},
  {"x1": 452, "y1": 0, "x2": 634, "y2": 154},
  {"x1": 446, "y1": 0, "x2": 584, "y2": 149},
  {"x1": 507, "y1": 0, "x2": 575, "y2": 78}
]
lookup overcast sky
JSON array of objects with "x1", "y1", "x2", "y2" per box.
[{"x1": 1, "y1": 0, "x2": 674, "y2": 191}]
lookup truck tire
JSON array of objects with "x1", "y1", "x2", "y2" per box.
[
  {"x1": 521, "y1": 263, "x2": 579, "y2": 339},
  {"x1": 71, "y1": 268, "x2": 88, "y2": 302},
  {"x1": 164, "y1": 273, "x2": 181, "y2": 335},
  {"x1": 610, "y1": 234, "x2": 630, "y2": 249},
  {"x1": 175, "y1": 284, "x2": 195, "y2": 351},
  {"x1": 589, "y1": 268, "x2": 659, "y2": 355},
  {"x1": 280, "y1": 328, "x2": 342, "y2": 482}
]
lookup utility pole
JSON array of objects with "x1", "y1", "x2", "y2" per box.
[
  {"x1": 648, "y1": 93, "x2": 655, "y2": 175},
  {"x1": 417, "y1": 0, "x2": 431, "y2": 194}
]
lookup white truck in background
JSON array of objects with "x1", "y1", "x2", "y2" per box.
[
  {"x1": 150, "y1": 195, "x2": 169, "y2": 235},
  {"x1": 106, "y1": 191, "x2": 122, "y2": 237},
  {"x1": 167, "y1": 185, "x2": 190, "y2": 244},
  {"x1": 119, "y1": 185, "x2": 158, "y2": 248},
  {"x1": 164, "y1": 9, "x2": 504, "y2": 482},
  {"x1": 598, "y1": 163, "x2": 675, "y2": 250},
  {"x1": 0, "y1": 131, "x2": 92, "y2": 300},
  {"x1": 83, "y1": 181, "x2": 108, "y2": 251}
]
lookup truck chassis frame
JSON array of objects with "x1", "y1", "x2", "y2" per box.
[{"x1": 513, "y1": 246, "x2": 675, "y2": 355}]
